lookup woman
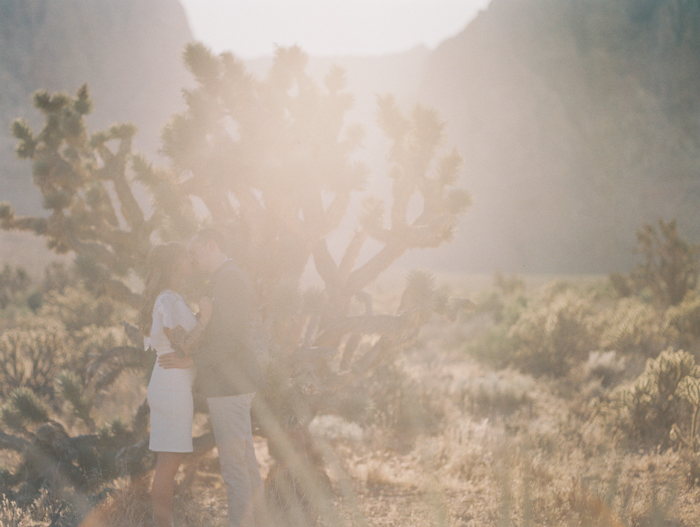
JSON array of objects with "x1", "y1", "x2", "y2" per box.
[{"x1": 138, "y1": 242, "x2": 211, "y2": 527}]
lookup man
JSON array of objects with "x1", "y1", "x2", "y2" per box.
[{"x1": 159, "y1": 228, "x2": 266, "y2": 527}]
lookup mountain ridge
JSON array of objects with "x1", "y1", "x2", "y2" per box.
[
  {"x1": 415, "y1": 0, "x2": 700, "y2": 273},
  {"x1": 2, "y1": 0, "x2": 700, "y2": 275}
]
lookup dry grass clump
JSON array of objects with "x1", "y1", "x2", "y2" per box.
[
  {"x1": 79, "y1": 477, "x2": 152, "y2": 527},
  {"x1": 0, "y1": 495, "x2": 32, "y2": 527}
]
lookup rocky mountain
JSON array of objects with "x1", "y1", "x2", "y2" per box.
[
  {"x1": 416, "y1": 0, "x2": 700, "y2": 273},
  {"x1": 2, "y1": 0, "x2": 700, "y2": 275},
  {"x1": 0, "y1": 0, "x2": 193, "y2": 214}
]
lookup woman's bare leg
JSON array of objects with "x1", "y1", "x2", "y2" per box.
[{"x1": 151, "y1": 452, "x2": 184, "y2": 527}]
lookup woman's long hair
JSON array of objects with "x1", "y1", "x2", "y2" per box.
[{"x1": 138, "y1": 242, "x2": 188, "y2": 336}]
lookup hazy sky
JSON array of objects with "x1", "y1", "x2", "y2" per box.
[{"x1": 178, "y1": 0, "x2": 491, "y2": 58}]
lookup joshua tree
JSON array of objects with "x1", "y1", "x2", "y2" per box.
[
  {"x1": 157, "y1": 43, "x2": 470, "y2": 514},
  {"x1": 2, "y1": 86, "x2": 154, "y2": 307},
  {"x1": 0, "y1": 43, "x2": 471, "y2": 523}
]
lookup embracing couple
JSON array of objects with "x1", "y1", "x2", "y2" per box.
[{"x1": 137, "y1": 228, "x2": 266, "y2": 527}]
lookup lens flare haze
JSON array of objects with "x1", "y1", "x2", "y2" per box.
[{"x1": 179, "y1": 0, "x2": 491, "y2": 58}]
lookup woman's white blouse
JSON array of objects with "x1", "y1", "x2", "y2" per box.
[{"x1": 145, "y1": 290, "x2": 197, "y2": 390}]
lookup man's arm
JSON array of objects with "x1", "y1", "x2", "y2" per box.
[{"x1": 158, "y1": 297, "x2": 213, "y2": 369}]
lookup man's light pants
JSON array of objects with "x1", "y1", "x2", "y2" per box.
[{"x1": 208, "y1": 393, "x2": 263, "y2": 527}]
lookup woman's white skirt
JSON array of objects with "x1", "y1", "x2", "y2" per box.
[{"x1": 147, "y1": 383, "x2": 194, "y2": 453}]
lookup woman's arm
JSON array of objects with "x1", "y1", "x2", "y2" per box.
[{"x1": 157, "y1": 352, "x2": 194, "y2": 369}]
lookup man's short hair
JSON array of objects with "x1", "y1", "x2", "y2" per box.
[{"x1": 194, "y1": 227, "x2": 228, "y2": 255}]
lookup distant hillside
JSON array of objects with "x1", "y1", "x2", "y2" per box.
[
  {"x1": 4, "y1": 0, "x2": 700, "y2": 276},
  {"x1": 416, "y1": 0, "x2": 700, "y2": 273},
  {"x1": 0, "y1": 0, "x2": 193, "y2": 214}
]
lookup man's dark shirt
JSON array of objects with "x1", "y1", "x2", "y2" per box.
[{"x1": 192, "y1": 260, "x2": 265, "y2": 397}]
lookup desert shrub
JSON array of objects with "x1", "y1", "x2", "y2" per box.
[
  {"x1": 70, "y1": 325, "x2": 128, "y2": 379},
  {"x1": 23, "y1": 262, "x2": 80, "y2": 313},
  {"x1": 55, "y1": 370, "x2": 95, "y2": 431},
  {"x1": 0, "y1": 263, "x2": 78, "y2": 316},
  {"x1": 614, "y1": 219, "x2": 700, "y2": 306},
  {"x1": 0, "y1": 386, "x2": 50, "y2": 431},
  {"x1": 41, "y1": 262, "x2": 77, "y2": 293},
  {"x1": 464, "y1": 322, "x2": 516, "y2": 368},
  {"x1": 332, "y1": 361, "x2": 444, "y2": 446},
  {"x1": 663, "y1": 291, "x2": 700, "y2": 352},
  {"x1": 0, "y1": 320, "x2": 68, "y2": 398},
  {"x1": 609, "y1": 347, "x2": 700, "y2": 447},
  {"x1": 507, "y1": 285, "x2": 600, "y2": 377},
  {"x1": 38, "y1": 286, "x2": 123, "y2": 333},
  {"x1": 598, "y1": 297, "x2": 665, "y2": 356},
  {"x1": 0, "y1": 309, "x2": 128, "y2": 403},
  {"x1": 670, "y1": 375, "x2": 700, "y2": 451},
  {"x1": 463, "y1": 290, "x2": 527, "y2": 367},
  {"x1": 474, "y1": 277, "x2": 528, "y2": 326},
  {"x1": 24, "y1": 488, "x2": 98, "y2": 527},
  {"x1": 0, "y1": 285, "x2": 140, "y2": 503},
  {"x1": 0, "y1": 265, "x2": 31, "y2": 311}
]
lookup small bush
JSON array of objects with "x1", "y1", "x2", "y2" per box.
[
  {"x1": 464, "y1": 321, "x2": 517, "y2": 369},
  {"x1": 464, "y1": 292, "x2": 526, "y2": 368},
  {"x1": 664, "y1": 291, "x2": 700, "y2": 352},
  {"x1": 334, "y1": 361, "x2": 444, "y2": 445},
  {"x1": 0, "y1": 321, "x2": 68, "y2": 398},
  {"x1": 629, "y1": 219, "x2": 699, "y2": 306},
  {"x1": 38, "y1": 286, "x2": 123, "y2": 333},
  {"x1": 508, "y1": 285, "x2": 600, "y2": 377},
  {"x1": 598, "y1": 297, "x2": 665, "y2": 356},
  {"x1": 609, "y1": 348, "x2": 700, "y2": 447},
  {"x1": 0, "y1": 265, "x2": 31, "y2": 310},
  {"x1": 0, "y1": 386, "x2": 50, "y2": 431}
]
